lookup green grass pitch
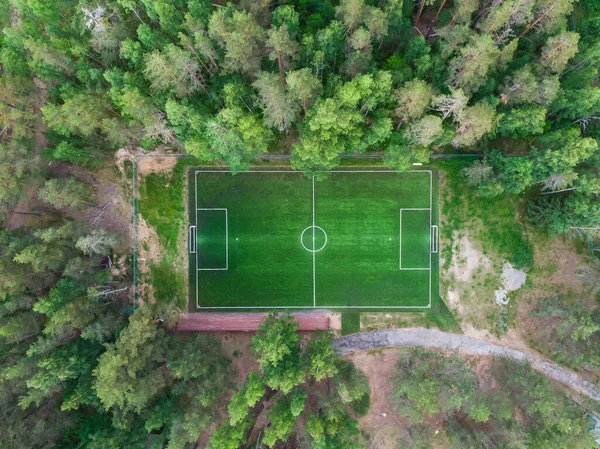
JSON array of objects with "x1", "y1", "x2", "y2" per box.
[{"x1": 188, "y1": 170, "x2": 439, "y2": 311}]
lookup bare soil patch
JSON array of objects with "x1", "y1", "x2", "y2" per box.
[
  {"x1": 442, "y1": 230, "x2": 500, "y2": 327},
  {"x1": 136, "y1": 156, "x2": 179, "y2": 176},
  {"x1": 345, "y1": 350, "x2": 408, "y2": 435},
  {"x1": 47, "y1": 162, "x2": 131, "y2": 241}
]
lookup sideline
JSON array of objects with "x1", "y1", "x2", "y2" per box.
[{"x1": 334, "y1": 328, "x2": 600, "y2": 402}]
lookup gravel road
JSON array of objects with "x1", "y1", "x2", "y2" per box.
[{"x1": 334, "y1": 328, "x2": 600, "y2": 402}]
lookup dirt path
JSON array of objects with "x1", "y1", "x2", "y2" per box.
[{"x1": 334, "y1": 328, "x2": 600, "y2": 402}]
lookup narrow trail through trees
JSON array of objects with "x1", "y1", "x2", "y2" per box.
[{"x1": 334, "y1": 328, "x2": 600, "y2": 402}]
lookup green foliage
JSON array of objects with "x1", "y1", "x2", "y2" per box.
[
  {"x1": 394, "y1": 349, "x2": 595, "y2": 449},
  {"x1": 441, "y1": 160, "x2": 534, "y2": 269},
  {"x1": 292, "y1": 97, "x2": 363, "y2": 174},
  {"x1": 393, "y1": 348, "x2": 478, "y2": 423},
  {"x1": 2, "y1": 0, "x2": 600, "y2": 445},
  {"x1": 252, "y1": 313, "x2": 305, "y2": 394},
  {"x1": 93, "y1": 306, "x2": 167, "y2": 414},
  {"x1": 306, "y1": 397, "x2": 364, "y2": 449},
  {"x1": 498, "y1": 105, "x2": 547, "y2": 137},
  {"x1": 37, "y1": 177, "x2": 94, "y2": 209},
  {"x1": 143, "y1": 44, "x2": 204, "y2": 98},
  {"x1": 528, "y1": 295, "x2": 600, "y2": 373},
  {"x1": 263, "y1": 396, "x2": 296, "y2": 447},
  {"x1": 207, "y1": 419, "x2": 250, "y2": 449},
  {"x1": 220, "y1": 315, "x2": 366, "y2": 448},
  {"x1": 307, "y1": 330, "x2": 338, "y2": 381},
  {"x1": 335, "y1": 359, "x2": 370, "y2": 405}
]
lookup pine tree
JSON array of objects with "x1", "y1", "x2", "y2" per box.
[
  {"x1": 143, "y1": 44, "x2": 204, "y2": 97},
  {"x1": 253, "y1": 72, "x2": 299, "y2": 131},
  {"x1": 266, "y1": 24, "x2": 299, "y2": 81},
  {"x1": 452, "y1": 102, "x2": 497, "y2": 147},
  {"x1": 394, "y1": 79, "x2": 434, "y2": 126},
  {"x1": 539, "y1": 31, "x2": 580, "y2": 74},
  {"x1": 208, "y1": 8, "x2": 266, "y2": 76},
  {"x1": 286, "y1": 68, "x2": 322, "y2": 116},
  {"x1": 37, "y1": 177, "x2": 94, "y2": 210}
]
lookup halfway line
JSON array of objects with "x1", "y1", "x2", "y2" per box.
[{"x1": 312, "y1": 176, "x2": 316, "y2": 307}]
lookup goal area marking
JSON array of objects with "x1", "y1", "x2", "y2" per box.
[{"x1": 193, "y1": 170, "x2": 434, "y2": 309}]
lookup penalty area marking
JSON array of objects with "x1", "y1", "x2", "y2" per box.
[
  {"x1": 195, "y1": 208, "x2": 228, "y2": 271},
  {"x1": 399, "y1": 208, "x2": 431, "y2": 271}
]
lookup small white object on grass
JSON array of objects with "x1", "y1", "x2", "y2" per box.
[{"x1": 380, "y1": 412, "x2": 387, "y2": 417}]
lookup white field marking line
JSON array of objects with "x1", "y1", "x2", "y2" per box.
[
  {"x1": 195, "y1": 305, "x2": 432, "y2": 309},
  {"x1": 196, "y1": 208, "x2": 229, "y2": 271},
  {"x1": 195, "y1": 171, "x2": 199, "y2": 309},
  {"x1": 429, "y1": 170, "x2": 432, "y2": 308},
  {"x1": 312, "y1": 176, "x2": 316, "y2": 308},
  {"x1": 194, "y1": 170, "x2": 432, "y2": 173},
  {"x1": 193, "y1": 169, "x2": 434, "y2": 309},
  {"x1": 399, "y1": 208, "x2": 431, "y2": 271},
  {"x1": 399, "y1": 209, "x2": 402, "y2": 269}
]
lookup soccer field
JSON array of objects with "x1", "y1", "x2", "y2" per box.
[{"x1": 189, "y1": 170, "x2": 439, "y2": 311}]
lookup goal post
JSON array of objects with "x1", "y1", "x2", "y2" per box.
[
  {"x1": 431, "y1": 225, "x2": 439, "y2": 253},
  {"x1": 189, "y1": 226, "x2": 197, "y2": 254}
]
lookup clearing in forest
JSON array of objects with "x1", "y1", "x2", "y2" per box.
[{"x1": 189, "y1": 170, "x2": 439, "y2": 311}]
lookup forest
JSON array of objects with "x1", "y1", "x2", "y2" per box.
[
  {"x1": 1, "y1": 0, "x2": 600, "y2": 231},
  {"x1": 1, "y1": 0, "x2": 600, "y2": 447}
]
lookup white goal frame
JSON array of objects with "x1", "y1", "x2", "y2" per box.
[{"x1": 193, "y1": 170, "x2": 435, "y2": 310}]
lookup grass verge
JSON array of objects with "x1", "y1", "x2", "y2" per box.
[{"x1": 342, "y1": 313, "x2": 361, "y2": 335}]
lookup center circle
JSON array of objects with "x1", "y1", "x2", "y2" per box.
[{"x1": 300, "y1": 226, "x2": 328, "y2": 253}]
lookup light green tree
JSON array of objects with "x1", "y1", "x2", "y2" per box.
[
  {"x1": 498, "y1": 105, "x2": 547, "y2": 137},
  {"x1": 448, "y1": 34, "x2": 499, "y2": 95},
  {"x1": 307, "y1": 330, "x2": 338, "y2": 381},
  {"x1": 253, "y1": 71, "x2": 299, "y2": 131},
  {"x1": 405, "y1": 115, "x2": 444, "y2": 146},
  {"x1": 143, "y1": 44, "x2": 204, "y2": 97},
  {"x1": 208, "y1": 8, "x2": 266, "y2": 75},
  {"x1": 452, "y1": 102, "x2": 497, "y2": 147},
  {"x1": 37, "y1": 177, "x2": 94, "y2": 210},
  {"x1": 252, "y1": 313, "x2": 305, "y2": 394},
  {"x1": 394, "y1": 79, "x2": 434, "y2": 125},
  {"x1": 539, "y1": 31, "x2": 580, "y2": 74},
  {"x1": 76, "y1": 228, "x2": 119, "y2": 256},
  {"x1": 286, "y1": 68, "x2": 322, "y2": 116},
  {"x1": 263, "y1": 396, "x2": 296, "y2": 448},
  {"x1": 291, "y1": 98, "x2": 364, "y2": 175},
  {"x1": 266, "y1": 24, "x2": 299, "y2": 80}
]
